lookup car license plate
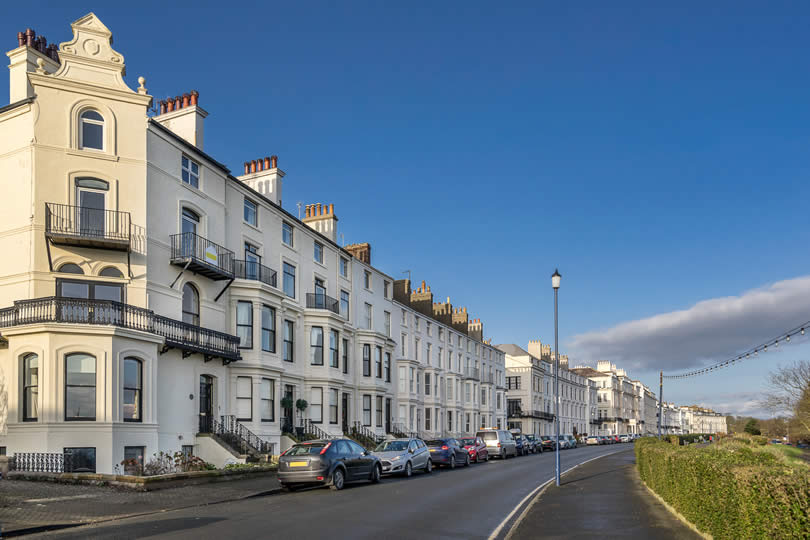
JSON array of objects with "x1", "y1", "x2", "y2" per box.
[
  {"x1": 289, "y1": 461, "x2": 308, "y2": 467},
  {"x1": 430, "y1": 449, "x2": 437, "y2": 452}
]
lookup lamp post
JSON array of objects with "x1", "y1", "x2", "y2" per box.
[{"x1": 551, "y1": 269, "x2": 561, "y2": 487}]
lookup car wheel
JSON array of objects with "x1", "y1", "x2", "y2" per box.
[
  {"x1": 424, "y1": 459, "x2": 432, "y2": 474},
  {"x1": 371, "y1": 464, "x2": 382, "y2": 483},
  {"x1": 404, "y1": 461, "x2": 412, "y2": 478},
  {"x1": 484, "y1": 452, "x2": 489, "y2": 462},
  {"x1": 464, "y1": 454, "x2": 470, "y2": 467},
  {"x1": 330, "y1": 468, "x2": 345, "y2": 491},
  {"x1": 449, "y1": 455, "x2": 456, "y2": 469}
]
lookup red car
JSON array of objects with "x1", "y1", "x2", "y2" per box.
[
  {"x1": 457, "y1": 436, "x2": 489, "y2": 463},
  {"x1": 613, "y1": 435, "x2": 621, "y2": 443}
]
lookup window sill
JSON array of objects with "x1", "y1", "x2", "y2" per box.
[
  {"x1": 243, "y1": 221, "x2": 261, "y2": 234},
  {"x1": 65, "y1": 148, "x2": 119, "y2": 162}
]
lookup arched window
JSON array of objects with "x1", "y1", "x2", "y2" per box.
[
  {"x1": 123, "y1": 358, "x2": 142, "y2": 422},
  {"x1": 22, "y1": 353, "x2": 38, "y2": 422},
  {"x1": 99, "y1": 267, "x2": 124, "y2": 278},
  {"x1": 182, "y1": 283, "x2": 200, "y2": 326},
  {"x1": 79, "y1": 110, "x2": 104, "y2": 151},
  {"x1": 58, "y1": 263, "x2": 84, "y2": 274},
  {"x1": 65, "y1": 353, "x2": 96, "y2": 421}
]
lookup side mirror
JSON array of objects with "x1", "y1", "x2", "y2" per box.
[
  {"x1": 408, "y1": 448, "x2": 414, "y2": 454},
  {"x1": 363, "y1": 450, "x2": 370, "y2": 456}
]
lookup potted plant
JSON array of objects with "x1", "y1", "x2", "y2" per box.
[
  {"x1": 295, "y1": 398, "x2": 308, "y2": 413},
  {"x1": 280, "y1": 396, "x2": 294, "y2": 411}
]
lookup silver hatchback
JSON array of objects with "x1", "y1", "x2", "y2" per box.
[{"x1": 372, "y1": 438, "x2": 432, "y2": 477}]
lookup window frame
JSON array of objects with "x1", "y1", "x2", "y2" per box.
[
  {"x1": 329, "y1": 388, "x2": 339, "y2": 425},
  {"x1": 329, "y1": 329, "x2": 340, "y2": 368},
  {"x1": 364, "y1": 271, "x2": 371, "y2": 290},
  {"x1": 376, "y1": 396, "x2": 383, "y2": 428},
  {"x1": 283, "y1": 320, "x2": 294, "y2": 362},
  {"x1": 375, "y1": 346, "x2": 382, "y2": 379},
  {"x1": 310, "y1": 387, "x2": 323, "y2": 424},
  {"x1": 122, "y1": 357, "x2": 143, "y2": 423},
  {"x1": 342, "y1": 338, "x2": 349, "y2": 374},
  {"x1": 236, "y1": 301, "x2": 253, "y2": 349},
  {"x1": 64, "y1": 447, "x2": 96, "y2": 473},
  {"x1": 79, "y1": 110, "x2": 104, "y2": 151},
  {"x1": 261, "y1": 305, "x2": 276, "y2": 353},
  {"x1": 182, "y1": 283, "x2": 200, "y2": 326},
  {"x1": 261, "y1": 378, "x2": 275, "y2": 422},
  {"x1": 283, "y1": 262, "x2": 296, "y2": 298},
  {"x1": 363, "y1": 344, "x2": 371, "y2": 377},
  {"x1": 181, "y1": 155, "x2": 200, "y2": 188},
  {"x1": 314, "y1": 241, "x2": 324, "y2": 264},
  {"x1": 340, "y1": 290, "x2": 350, "y2": 319},
  {"x1": 236, "y1": 376, "x2": 253, "y2": 421},
  {"x1": 384, "y1": 352, "x2": 391, "y2": 383},
  {"x1": 65, "y1": 353, "x2": 96, "y2": 422},
  {"x1": 22, "y1": 353, "x2": 38, "y2": 422},
  {"x1": 244, "y1": 198, "x2": 258, "y2": 226},
  {"x1": 282, "y1": 222, "x2": 294, "y2": 247},
  {"x1": 363, "y1": 394, "x2": 372, "y2": 426},
  {"x1": 310, "y1": 326, "x2": 324, "y2": 365},
  {"x1": 339, "y1": 257, "x2": 349, "y2": 277}
]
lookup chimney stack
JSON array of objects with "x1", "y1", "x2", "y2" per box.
[
  {"x1": 153, "y1": 90, "x2": 207, "y2": 149},
  {"x1": 345, "y1": 243, "x2": 371, "y2": 265},
  {"x1": 303, "y1": 202, "x2": 339, "y2": 242},
  {"x1": 236, "y1": 153, "x2": 285, "y2": 206},
  {"x1": 8, "y1": 27, "x2": 60, "y2": 102}
]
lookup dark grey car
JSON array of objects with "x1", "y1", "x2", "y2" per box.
[{"x1": 278, "y1": 439, "x2": 382, "y2": 491}]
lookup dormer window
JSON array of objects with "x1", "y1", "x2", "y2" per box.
[{"x1": 79, "y1": 110, "x2": 104, "y2": 151}]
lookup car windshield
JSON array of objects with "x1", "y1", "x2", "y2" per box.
[
  {"x1": 479, "y1": 432, "x2": 498, "y2": 441},
  {"x1": 425, "y1": 440, "x2": 446, "y2": 447},
  {"x1": 375, "y1": 441, "x2": 408, "y2": 452},
  {"x1": 541, "y1": 436, "x2": 550, "y2": 441},
  {"x1": 557, "y1": 436, "x2": 566, "y2": 440},
  {"x1": 457, "y1": 438, "x2": 475, "y2": 446},
  {"x1": 285, "y1": 443, "x2": 326, "y2": 456},
  {"x1": 526, "y1": 435, "x2": 536, "y2": 441}
]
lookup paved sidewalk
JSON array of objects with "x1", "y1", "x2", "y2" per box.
[
  {"x1": 0, "y1": 474, "x2": 280, "y2": 537},
  {"x1": 510, "y1": 448, "x2": 701, "y2": 540}
]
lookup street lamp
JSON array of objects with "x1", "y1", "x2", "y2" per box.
[{"x1": 552, "y1": 269, "x2": 561, "y2": 487}]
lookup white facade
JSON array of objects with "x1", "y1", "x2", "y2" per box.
[{"x1": 0, "y1": 14, "x2": 507, "y2": 473}]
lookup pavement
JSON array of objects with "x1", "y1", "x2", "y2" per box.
[
  {"x1": 0, "y1": 474, "x2": 280, "y2": 537},
  {"x1": 509, "y1": 447, "x2": 701, "y2": 540}
]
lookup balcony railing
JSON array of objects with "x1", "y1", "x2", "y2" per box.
[
  {"x1": 306, "y1": 293, "x2": 340, "y2": 315},
  {"x1": 45, "y1": 203, "x2": 131, "y2": 251},
  {"x1": 0, "y1": 297, "x2": 240, "y2": 363},
  {"x1": 508, "y1": 407, "x2": 556, "y2": 422},
  {"x1": 464, "y1": 367, "x2": 480, "y2": 380},
  {"x1": 170, "y1": 232, "x2": 235, "y2": 280},
  {"x1": 234, "y1": 260, "x2": 277, "y2": 288}
]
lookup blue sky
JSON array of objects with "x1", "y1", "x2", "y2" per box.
[{"x1": 4, "y1": 2, "x2": 809, "y2": 416}]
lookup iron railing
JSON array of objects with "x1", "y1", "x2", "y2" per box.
[
  {"x1": 154, "y1": 315, "x2": 240, "y2": 361},
  {"x1": 350, "y1": 422, "x2": 385, "y2": 449},
  {"x1": 306, "y1": 293, "x2": 340, "y2": 315},
  {"x1": 45, "y1": 202, "x2": 130, "y2": 245},
  {"x1": 170, "y1": 232, "x2": 235, "y2": 277},
  {"x1": 299, "y1": 418, "x2": 333, "y2": 441},
  {"x1": 234, "y1": 260, "x2": 277, "y2": 288},
  {"x1": 199, "y1": 415, "x2": 274, "y2": 455},
  {"x1": 464, "y1": 367, "x2": 480, "y2": 380},
  {"x1": 0, "y1": 297, "x2": 240, "y2": 362},
  {"x1": 390, "y1": 422, "x2": 417, "y2": 439}
]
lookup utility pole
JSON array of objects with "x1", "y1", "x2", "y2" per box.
[
  {"x1": 551, "y1": 269, "x2": 561, "y2": 487},
  {"x1": 657, "y1": 371, "x2": 663, "y2": 439}
]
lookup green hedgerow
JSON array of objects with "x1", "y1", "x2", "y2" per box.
[{"x1": 636, "y1": 438, "x2": 809, "y2": 539}]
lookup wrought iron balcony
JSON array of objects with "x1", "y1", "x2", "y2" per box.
[
  {"x1": 306, "y1": 292, "x2": 340, "y2": 315},
  {"x1": 508, "y1": 407, "x2": 556, "y2": 422},
  {"x1": 464, "y1": 367, "x2": 480, "y2": 380},
  {"x1": 170, "y1": 232, "x2": 234, "y2": 281},
  {"x1": 234, "y1": 260, "x2": 277, "y2": 288},
  {"x1": 45, "y1": 202, "x2": 131, "y2": 251},
  {"x1": 0, "y1": 297, "x2": 240, "y2": 363}
]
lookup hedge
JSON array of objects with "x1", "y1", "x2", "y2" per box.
[{"x1": 636, "y1": 438, "x2": 810, "y2": 539}]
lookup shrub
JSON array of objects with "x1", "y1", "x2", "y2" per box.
[
  {"x1": 141, "y1": 451, "x2": 213, "y2": 476},
  {"x1": 636, "y1": 438, "x2": 810, "y2": 539}
]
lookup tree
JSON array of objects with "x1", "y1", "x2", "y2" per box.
[
  {"x1": 744, "y1": 418, "x2": 761, "y2": 435},
  {"x1": 762, "y1": 360, "x2": 810, "y2": 439}
]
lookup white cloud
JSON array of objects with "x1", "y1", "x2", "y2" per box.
[{"x1": 569, "y1": 275, "x2": 810, "y2": 373}]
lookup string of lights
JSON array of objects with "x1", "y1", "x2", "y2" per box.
[{"x1": 663, "y1": 319, "x2": 810, "y2": 380}]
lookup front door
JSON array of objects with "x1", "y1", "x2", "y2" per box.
[
  {"x1": 199, "y1": 375, "x2": 213, "y2": 433},
  {"x1": 282, "y1": 384, "x2": 294, "y2": 431},
  {"x1": 341, "y1": 393, "x2": 350, "y2": 433}
]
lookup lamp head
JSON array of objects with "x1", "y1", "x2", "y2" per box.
[{"x1": 551, "y1": 269, "x2": 561, "y2": 289}]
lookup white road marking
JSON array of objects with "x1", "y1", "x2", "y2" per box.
[
  {"x1": 24, "y1": 494, "x2": 100, "y2": 503},
  {"x1": 488, "y1": 449, "x2": 628, "y2": 540}
]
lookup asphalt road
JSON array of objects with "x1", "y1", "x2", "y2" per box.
[{"x1": 40, "y1": 444, "x2": 631, "y2": 540}]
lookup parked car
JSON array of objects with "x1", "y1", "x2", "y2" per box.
[
  {"x1": 557, "y1": 435, "x2": 570, "y2": 449},
  {"x1": 586, "y1": 435, "x2": 599, "y2": 445},
  {"x1": 566, "y1": 435, "x2": 577, "y2": 449},
  {"x1": 372, "y1": 438, "x2": 432, "y2": 477},
  {"x1": 525, "y1": 434, "x2": 543, "y2": 453},
  {"x1": 279, "y1": 439, "x2": 382, "y2": 491},
  {"x1": 514, "y1": 434, "x2": 531, "y2": 455},
  {"x1": 539, "y1": 435, "x2": 557, "y2": 451},
  {"x1": 425, "y1": 438, "x2": 470, "y2": 469},
  {"x1": 457, "y1": 436, "x2": 490, "y2": 463},
  {"x1": 600, "y1": 436, "x2": 611, "y2": 445},
  {"x1": 476, "y1": 429, "x2": 518, "y2": 459},
  {"x1": 612, "y1": 435, "x2": 621, "y2": 444}
]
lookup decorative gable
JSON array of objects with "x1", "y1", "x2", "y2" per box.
[{"x1": 51, "y1": 13, "x2": 131, "y2": 92}]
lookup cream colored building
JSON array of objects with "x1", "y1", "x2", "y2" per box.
[{"x1": 0, "y1": 14, "x2": 507, "y2": 473}]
